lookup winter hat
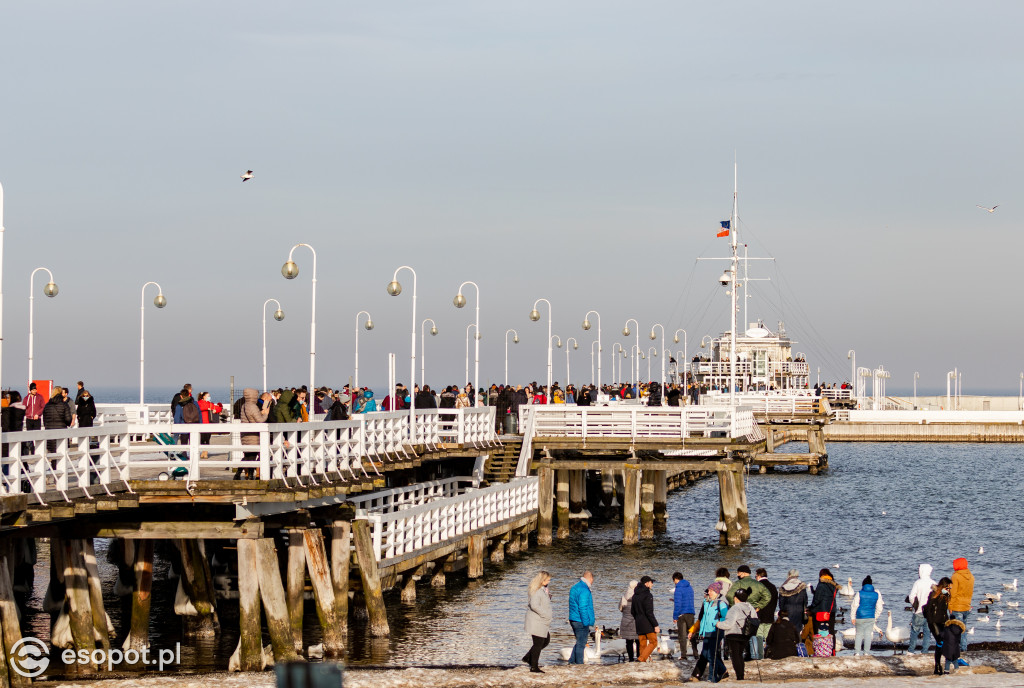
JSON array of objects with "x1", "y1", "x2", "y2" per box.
[
  {"x1": 707, "y1": 581, "x2": 724, "y2": 595},
  {"x1": 862, "y1": 576, "x2": 873, "y2": 586},
  {"x1": 788, "y1": 569, "x2": 800, "y2": 578},
  {"x1": 737, "y1": 565, "x2": 751, "y2": 574},
  {"x1": 953, "y1": 557, "x2": 968, "y2": 571}
]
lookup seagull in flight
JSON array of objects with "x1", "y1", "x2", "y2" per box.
[
  {"x1": 241, "y1": 170, "x2": 254, "y2": 182},
  {"x1": 976, "y1": 205, "x2": 998, "y2": 213}
]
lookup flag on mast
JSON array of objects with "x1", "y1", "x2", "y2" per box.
[{"x1": 716, "y1": 220, "x2": 730, "y2": 238}]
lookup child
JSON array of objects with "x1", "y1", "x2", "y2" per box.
[{"x1": 940, "y1": 618, "x2": 967, "y2": 674}]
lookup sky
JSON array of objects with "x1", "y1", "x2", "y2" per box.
[{"x1": 0, "y1": 1, "x2": 1021, "y2": 397}]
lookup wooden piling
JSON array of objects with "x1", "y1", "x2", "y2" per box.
[
  {"x1": 329, "y1": 521, "x2": 350, "y2": 638},
  {"x1": 352, "y1": 520, "x2": 390, "y2": 637},
  {"x1": 555, "y1": 469, "x2": 570, "y2": 539},
  {"x1": 537, "y1": 467, "x2": 554, "y2": 546},
  {"x1": 125, "y1": 539, "x2": 154, "y2": 668},
  {"x1": 178, "y1": 539, "x2": 219, "y2": 638},
  {"x1": 235, "y1": 539, "x2": 263, "y2": 671},
  {"x1": 600, "y1": 470, "x2": 615, "y2": 507},
  {"x1": 302, "y1": 529, "x2": 344, "y2": 657},
  {"x1": 506, "y1": 528, "x2": 522, "y2": 556},
  {"x1": 253, "y1": 538, "x2": 301, "y2": 662},
  {"x1": 639, "y1": 471, "x2": 655, "y2": 539},
  {"x1": 614, "y1": 469, "x2": 625, "y2": 507},
  {"x1": 569, "y1": 470, "x2": 588, "y2": 531},
  {"x1": 286, "y1": 529, "x2": 306, "y2": 651},
  {"x1": 81, "y1": 539, "x2": 111, "y2": 651},
  {"x1": 430, "y1": 558, "x2": 447, "y2": 588},
  {"x1": 467, "y1": 534, "x2": 485, "y2": 579},
  {"x1": 400, "y1": 566, "x2": 422, "y2": 604},
  {"x1": 63, "y1": 540, "x2": 97, "y2": 670},
  {"x1": 0, "y1": 552, "x2": 28, "y2": 688},
  {"x1": 623, "y1": 469, "x2": 639, "y2": 545},
  {"x1": 716, "y1": 465, "x2": 750, "y2": 546}
]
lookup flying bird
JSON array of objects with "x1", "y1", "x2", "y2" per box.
[
  {"x1": 241, "y1": 170, "x2": 254, "y2": 182},
  {"x1": 976, "y1": 205, "x2": 999, "y2": 213}
]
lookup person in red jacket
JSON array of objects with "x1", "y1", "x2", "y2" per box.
[{"x1": 197, "y1": 392, "x2": 223, "y2": 459}]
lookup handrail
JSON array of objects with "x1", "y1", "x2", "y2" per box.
[{"x1": 518, "y1": 405, "x2": 754, "y2": 440}]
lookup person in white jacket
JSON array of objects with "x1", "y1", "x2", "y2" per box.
[
  {"x1": 850, "y1": 576, "x2": 884, "y2": 655},
  {"x1": 907, "y1": 564, "x2": 936, "y2": 653}
]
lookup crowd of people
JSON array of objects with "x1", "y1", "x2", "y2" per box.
[{"x1": 524, "y1": 558, "x2": 976, "y2": 680}]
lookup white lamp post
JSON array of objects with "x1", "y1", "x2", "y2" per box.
[
  {"x1": 650, "y1": 323, "x2": 666, "y2": 393},
  {"x1": 453, "y1": 281, "x2": 481, "y2": 391},
  {"x1": 1019, "y1": 372, "x2": 1023, "y2": 411},
  {"x1": 386, "y1": 266, "x2": 417, "y2": 439},
  {"x1": 612, "y1": 343, "x2": 625, "y2": 383},
  {"x1": 139, "y1": 281, "x2": 167, "y2": 404},
  {"x1": 420, "y1": 318, "x2": 438, "y2": 387},
  {"x1": 565, "y1": 337, "x2": 578, "y2": 389},
  {"x1": 646, "y1": 346, "x2": 658, "y2": 383},
  {"x1": 354, "y1": 310, "x2": 374, "y2": 392},
  {"x1": 529, "y1": 298, "x2": 553, "y2": 402},
  {"x1": 281, "y1": 243, "x2": 317, "y2": 396},
  {"x1": 464, "y1": 323, "x2": 478, "y2": 387},
  {"x1": 674, "y1": 329, "x2": 688, "y2": 387},
  {"x1": 27, "y1": 267, "x2": 59, "y2": 385},
  {"x1": 0, "y1": 182, "x2": 5, "y2": 392},
  {"x1": 504, "y1": 328, "x2": 519, "y2": 386},
  {"x1": 631, "y1": 344, "x2": 641, "y2": 386},
  {"x1": 262, "y1": 299, "x2": 285, "y2": 393},
  {"x1": 913, "y1": 371, "x2": 919, "y2": 409},
  {"x1": 582, "y1": 310, "x2": 602, "y2": 391},
  {"x1": 623, "y1": 319, "x2": 640, "y2": 384}
]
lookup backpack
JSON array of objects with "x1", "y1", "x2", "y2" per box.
[
  {"x1": 181, "y1": 401, "x2": 200, "y2": 424},
  {"x1": 741, "y1": 612, "x2": 761, "y2": 637}
]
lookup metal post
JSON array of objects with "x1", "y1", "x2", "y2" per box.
[
  {"x1": 387, "y1": 266, "x2": 417, "y2": 441},
  {"x1": 263, "y1": 298, "x2": 283, "y2": 393},
  {"x1": 421, "y1": 318, "x2": 437, "y2": 388},
  {"x1": 583, "y1": 310, "x2": 602, "y2": 392},
  {"x1": 530, "y1": 299, "x2": 552, "y2": 402},
  {"x1": 28, "y1": 266, "x2": 57, "y2": 385},
  {"x1": 354, "y1": 310, "x2": 373, "y2": 393},
  {"x1": 282, "y1": 243, "x2": 317, "y2": 399},
  {"x1": 0, "y1": 181, "x2": 4, "y2": 393},
  {"x1": 139, "y1": 281, "x2": 165, "y2": 404},
  {"x1": 504, "y1": 329, "x2": 518, "y2": 387}
]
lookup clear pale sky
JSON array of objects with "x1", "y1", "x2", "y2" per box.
[{"x1": 1, "y1": 1, "x2": 1020, "y2": 397}]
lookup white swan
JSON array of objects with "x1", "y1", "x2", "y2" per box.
[
  {"x1": 978, "y1": 615, "x2": 990, "y2": 623},
  {"x1": 885, "y1": 611, "x2": 909, "y2": 645},
  {"x1": 967, "y1": 627, "x2": 974, "y2": 635},
  {"x1": 838, "y1": 578, "x2": 855, "y2": 596},
  {"x1": 559, "y1": 628, "x2": 603, "y2": 663},
  {"x1": 995, "y1": 609, "x2": 1004, "y2": 617},
  {"x1": 1007, "y1": 601, "x2": 1020, "y2": 608},
  {"x1": 1002, "y1": 578, "x2": 1018, "y2": 591},
  {"x1": 655, "y1": 634, "x2": 676, "y2": 657},
  {"x1": 979, "y1": 546, "x2": 984, "y2": 554}
]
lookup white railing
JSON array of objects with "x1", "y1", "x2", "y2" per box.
[
  {"x1": 0, "y1": 408, "x2": 497, "y2": 503},
  {"x1": 821, "y1": 389, "x2": 853, "y2": 401},
  {"x1": 362, "y1": 477, "x2": 538, "y2": 565},
  {"x1": 701, "y1": 393, "x2": 826, "y2": 416},
  {"x1": 518, "y1": 406, "x2": 755, "y2": 440},
  {"x1": 96, "y1": 404, "x2": 173, "y2": 425},
  {"x1": 689, "y1": 361, "x2": 810, "y2": 377},
  {"x1": 841, "y1": 410, "x2": 1024, "y2": 424},
  {"x1": 348, "y1": 477, "x2": 478, "y2": 516}
]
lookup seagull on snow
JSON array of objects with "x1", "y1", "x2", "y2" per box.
[
  {"x1": 241, "y1": 170, "x2": 254, "y2": 182},
  {"x1": 976, "y1": 205, "x2": 999, "y2": 213}
]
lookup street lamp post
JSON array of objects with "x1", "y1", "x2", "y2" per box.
[
  {"x1": 453, "y1": 281, "x2": 481, "y2": 392},
  {"x1": 650, "y1": 323, "x2": 666, "y2": 393},
  {"x1": 0, "y1": 181, "x2": 5, "y2": 392},
  {"x1": 354, "y1": 310, "x2": 374, "y2": 393},
  {"x1": 465, "y1": 323, "x2": 478, "y2": 387},
  {"x1": 913, "y1": 371, "x2": 920, "y2": 409},
  {"x1": 646, "y1": 346, "x2": 658, "y2": 384},
  {"x1": 387, "y1": 266, "x2": 417, "y2": 439},
  {"x1": 590, "y1": 340, "x2": 599, "y2": 386},
  {"x1": 27, "y1": 267, "x2": 59, "y2": 385},
  {"x1": 504, "y1": 329, "x2": 519, "y2": 386},
  {"x1": 565, "y1": 337, "x2": 578, "y2": 388},
  {"x1": 612, "y1": 343, "x2": 625, "y2": 384},
  {"x1": 673, "y1": 329, "x2": 687, "y2": 386},
  {"x1": 139, "y1": 281, "x2": 167, "y2": 404},
  {"x1": 623, "y1": 319, "x2": 640, "y2": 384},
  {"x1": 262, "y1": 299, "x2": 285, "y2": 393},
  {"x1": 529, "y1": 298, "x2": 553, "y2": 402},
  {"x1": 281, "y1": 243, "x2": 317, "y2": 396},
  {"x1": 421, "y1": 319, "x2": 438, "y2": 387},
  {"x1": 582, "y1": 310, "x2": 602, "y2": 392}
]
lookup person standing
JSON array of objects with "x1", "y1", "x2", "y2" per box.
[
  {"x1": 689, "y1": 581, "x2": 729, "y2": 683},
  {"x1": 777, "y1": 570, "x2": 808, "y2": 636},
  {"x1": 197, "y1": 392, "x2": 223, "y2": 458},
  {"x1": 42, "y1": 387, "x2": 72, "y2": 454},
  {"x1": 672, "y1": 572, "x2": 696, "y2": 659},
  {"x1": 924, "y1": 577, "x2": 952, "y2": 675},
  {"x1": 522, "y1": 571, "x2": 552, "y2": 673},
  {"x1": 75, "y1": 390, "x2": 97, "y2": 428},
  {"x1": 754, "y1": 568, "x2": 779, "y2": 655},
  {"x1": 618, "y1": 580, "x2": 639, "y2": 661},
  {"x1": 568, "y1": 571, "x2": 595, "y2": 664},
  {"x1": 726, "y1": 565, "x2": 769, "y2": 611},
  {"x1": 907, "y1": 563, "x2": 936, "y2": 654},
  {"x1": 238, "y1": 388, "x2": 271, "y2": 479},
  {"x1": 631, "y1": 576, "x2": 660, "y2": 662},
  {"x1": 24, "y1": 383, "x2": 44, "y2": 433},
  {"x1": 850, "y1": 576, "x2": 884, "y2": 656},
  {"x1": 717, "y1": 587, "x2": 757, "y2": 681},
  {"x1": 949, "y1": 557, "x2": 974, "y2": 662},
  {"x1": 808, "y1": 568, "x2": 838, "y2": 637}
]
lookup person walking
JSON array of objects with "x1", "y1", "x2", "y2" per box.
[
  {"x1": 618, "y1": 580, "x2": 639, "y2": 661},
  {"x1": 850, "y1": 576, "x2": 884, "y2": 656},
  {"x1": 907, "y1": 563, "x2": 936, "y2": 654},
  {"x1": 777, "y1": 570, "x2": 808, "y2": 636},
  {"x1": 672, "y1": 572, "x2": 697, "y2": 659},
  {"x1": 689, "y1": 581, "x2": 729, "y2": 683},
  {"x1": 567, "y1": 571, "x2": 595, "y2": 664},
  {"x1": 924, "y1": 576, "x2": 952, "y2": 675},
  {"x1": 522, "y1": 571, "x2": 552, "y2": 673},
  {"x1": 631, "y1": 576, "x2": 660, "y2": 662},
  {"x1": 948, "y1": 557, "x2": 973, "y2": 663},
  {"x1": 717, "y1": 587, "x2": 757, "y2": 681}
]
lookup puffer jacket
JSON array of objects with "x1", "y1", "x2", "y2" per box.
[
  {"x1": 949, "y1": 559, "x2": 974, "y2": 613},
  {"x1": 726, "y1": 575, "x2": 770, "y2": 610},
  {"x1": 778, "y1": 576, "x2": 808, "y2": 630},
  {"x1": 568, "y1": 579, "x2": 595, "y2": 626},
  {"x1": 809, "y1": 576, "x2": 838, "y2": 618},
  {"x1": 239, "y1": 388, "x2": 270, "y2": 446},
  {"x1": 43, "y1": 396, "x2": 72, "y2": 430}
]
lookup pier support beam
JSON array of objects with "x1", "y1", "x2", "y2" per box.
[
  {"x1": 467, "y1": 534, "x2": 485, "y2": 579},
  {"x1": 569, "y1": 470, "x2": 588, "y2": 531},
  {"x1": 63, "y1": 539, "x2": 97, "y2": 671},
  {"x1": 352, "y1": 519, "x2": 390, "y2": 637},
  {"x1": 653, "y1": 471, "x2": 668, "y2": 534},
  {"x1": 537, "y1": 466, "x2": 554, "y2": 546},
  {"x1": 400, "y1": 565, "x2": 425, "y2": 604},
  {"x1": 639, "y1": 471, "x2": 655, "y2": 540},
  {"x1": 622, "y1": 469, "x2": 640, "y2": 545},
  {"x1": 236, "y1": 539, "x2": 263, "y2": 671},
  {"x1": 330, "y1": 521, "x2": 350, "y2": 639},
  {"x1": 489, "y1": 537, "x2": 506, "y2": 564},
  {"x1": 253, "y1": 538, "x2": 301, "y2": 663},
  {"x1": 555, "y1": 470, "x2": 570, "y2": 539},
  {"x1": 286, "y1": 529, "x2": 306, "y2": 651},
  {"x1": 716, "y1": 464, "x2": 751, "y2": 546},
  {"x1": 81, "y1": 539, "x2": 111, "y2": 652},
  {"x1": 178, "y1": 539, "x2": 219, "y2": 638},
  {"x1": 600, "y1": 470, "x2": 615, "y2": 507},
  {"x1": 430, "y1": 557, "x2": 448, "y2": 588},
  {"x1": 125, "y1": 539, "x2": 154, "y2": 668},
  {"x1": 303, "y1": 529, "x2": 344, "y2": 657},
  {"x1": 506, "y1": 528, "x2": 522, "y2": 556}
]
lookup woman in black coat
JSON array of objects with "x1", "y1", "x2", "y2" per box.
[
  {"x1": 765, "y1": 611, "x2": 800, "y2": 659},
  {"x1": 808, "y1": 568, "x2": 838, "y2": 635},
  {"x1": 75, "y1": 391, "x2": 97, "y2": 428},
  {"x1": 43, "y1": 389, "x2": 73, "y2": 454},
  {"x1": 924, "y1": 577, "x2": 952, "y2": 675}
]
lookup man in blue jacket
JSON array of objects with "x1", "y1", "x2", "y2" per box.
[
  {"x1": 568, "y1": 571, "x2": 595, "y2": 664},
  {"x1": 672, "y1": 571, "x2": 697, "y2": 659}
]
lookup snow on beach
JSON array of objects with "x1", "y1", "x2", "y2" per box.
[{"x1": 51, "y1": 650, "x2": 1024, "y2": 688}]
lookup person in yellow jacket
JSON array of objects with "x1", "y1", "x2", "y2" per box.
[{"x1": 948, "y1": 557, "x2": 974, "y2": 661}]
